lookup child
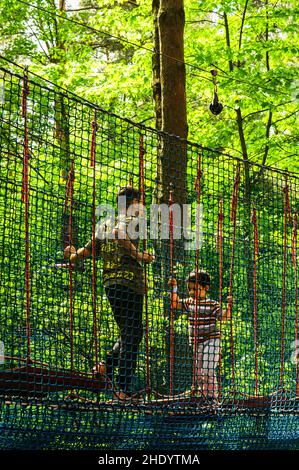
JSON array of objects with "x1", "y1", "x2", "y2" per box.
[
  {"x1": 169, "y1": 271, "x2": 232, "y2": 399},
  {"x1": 64, "y1": 187, "x2": 154, "y2": 397}
]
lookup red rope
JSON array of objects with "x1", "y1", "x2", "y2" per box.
[
  {"x1": 251, "y1": 207, "x2": 259, "y2": 396},
  {"x1": 62, "y1": 162, "x2": 75, "y2": 251},
  {"x1": 229, "y1": 164, "x2": 240, "y2": 391},
  {"x1": 280, "y1": 180, "x2": 291, "y2": 389},
  {"x1": 138, "y1": 134, "x2": 150, "y2": 396},
  {"x1": 139, "y1": 135, "x2": 145, "y2": 202},
  {"x1": 230, "y1": 164, "x2": 241, "y2": 223},
  {"x1": 192, "y1": 153, "x2": 202, "y2": 391},
  {"x1": 64, "y1": 161, "x2": 75, "y2": 213},
  {"x1": 216, "y1": 198, "x2": 224, "y2": 256},
  {"x1": 292, "y1": 214, "x2": 297, "y2": 268},
  {"x1": 67, "y1": 160, "x2": 75, "y2": 372},
  {"x1": 292, "y1": 214, "x2": 298, "y2": 396},
  {"x1": 91, "y1": 111, "x2": 99, "y2": 372},
  {"x1": 21, "y1": 71, "x2": 29, "y2": 205},
  {"x1": 90, "y1": 117, "x2": 97, "y2": 168},
  {"x1": 169, "y1": 185, "x2": 175, "y2": 396},
  {"x1": 217, "y1": 198, "x2": 224, "y2": 399},
  {"x1": 283, "y1": 180, "x2": 292, "y2": 225},
  {"x1": 21, "y1": 68, "x2": 31, "y2": 362}
]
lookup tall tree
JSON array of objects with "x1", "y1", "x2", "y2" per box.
[
  {"x1": 0, "y1": 0, "x2": 297, "y2": 174},
  {"x1": 152, "y1": 0, "x2": 188, "y2": 206}
]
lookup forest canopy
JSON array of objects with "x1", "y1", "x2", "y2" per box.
[{"x1": 0, "y1": 0, "x2": 298, "y2": 172}]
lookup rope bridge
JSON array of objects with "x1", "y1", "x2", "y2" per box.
[{"x1": 0, "y1": 60, "x2": 299, "y2": 450}]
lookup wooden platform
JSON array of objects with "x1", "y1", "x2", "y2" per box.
[
  {"x1": 0, "y1": 366, "x2": 106, "y2": 396},
  {"x1": 0, "y1": 366, "x2": 298, "y2": 416}
]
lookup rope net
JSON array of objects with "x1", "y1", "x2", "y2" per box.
[{"x1": 0, "y1": 61, "x2": 299, "y2": 450}]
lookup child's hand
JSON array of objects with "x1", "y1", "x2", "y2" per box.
[
  {"x1": 168, "y1": 277, "x2": 177, "y2": 288},
  {"x1": 64, "y1": 245, "x2": 76, "y2": 259}
]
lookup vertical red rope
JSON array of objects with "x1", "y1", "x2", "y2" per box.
[
  {"x1": 217, "y1": 198, "x2": 224, "y2": 399},
  {"x1": 91, "y1": 112, "x2": 99, "y2": 372},
  {"x1": 138, "y1": 134, "x2": 150, "y2": 396},
  {"x1": 292, "y1": 214, "x2": 298, "y2": 396},
  {"x1": 63, "y1": 161, "x2": 75, "y2": 247},
  {"x1": 21, "y1": 68, "x2": 31, "y2": 362},
  {"x1": 67, "y1": 160, "x2": 75, "y2": 372},
  {"x1": 251, "y1": 207, "x2": 259, "y2": 396},
  {"x1": 280, "y1": 179, "x2": 291, "y2": 389},
  {"x1": 169, "y1": 185, "x2": 175, "y2": 396},
  {"x1": 229, "y1": 164, "x2": 240, "y2": 392},
  {"x1": 192, "y1": 153, "x2": 202, "y2": 391},
  {"x1": 90, "y1": 115, "x2": 97, "y2": 168}
]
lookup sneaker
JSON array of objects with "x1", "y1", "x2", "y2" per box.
[
  {"x1": 92, "y1": 362, "x2": 112, "y2": 389},
  {"x1": 113, "y1": 390, "x2": 142, "y2": 404}
]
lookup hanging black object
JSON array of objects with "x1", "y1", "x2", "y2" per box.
[
  {"x1": 210, "y1": 90, "x2": 223, "y2": 115},
  {"x1": 209, "y1": 69, "x2": 223, "y2": 115}
]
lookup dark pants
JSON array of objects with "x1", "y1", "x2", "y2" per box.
[{"x1": 105, "y1": 285, "x2": 143, "y2": 393}]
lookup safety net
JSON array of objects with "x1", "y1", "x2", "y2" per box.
[{"x1": 0, "y1": 60, "x2": 298, "y2": 450}]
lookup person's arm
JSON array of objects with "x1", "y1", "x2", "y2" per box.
[
  {"x1": 64, "y1": 245, "x2": 91, "y2": 263},
  {"x1": 168, "y1": 278, "x2": 184, "y2": 310},
  {"x1": 220, "y1": 296, "x2": 233, "y2": 322},
  {"x1": 112, "y1": 227, "x2": 155, "y2": 264}
]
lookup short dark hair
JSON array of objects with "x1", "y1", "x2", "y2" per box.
[
  {"x1": 186, "y1": 270, "x2": 211, "y2": 287},
  {"x1": 117, "y1": 187, "x2": 141, "y2": 207}
]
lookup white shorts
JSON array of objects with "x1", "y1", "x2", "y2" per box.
[{"x1": 196, "y1": 338, "x2": 220, "y2": 374}]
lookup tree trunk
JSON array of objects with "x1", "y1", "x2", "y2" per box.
[
  {"x1": 54, "y1": 1, "x2": 77, "y2": 248},
  {"x1": 152, "y1": 0, "x2": 162, "y2": 132},
  {"x1": 158, "y1": 0, "x2": 187, "y2": 139},
  {"x1": 152, "y1": 1, "x2": 188, "y2": 394},
  {"x1": 152, "y1": 0, "x2": 188, "y2": 206}
]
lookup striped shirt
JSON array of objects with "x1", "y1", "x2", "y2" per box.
[{"x1": 182, "y1": 298, "x2": 222, "y2": 344}]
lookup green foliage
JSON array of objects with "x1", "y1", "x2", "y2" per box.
[
  {"x1": 0, "y1": 0, "x2": 298, "y2": 402},
  {"x1": 0, "y1": 0, "x2": 298, "y2": 170}
]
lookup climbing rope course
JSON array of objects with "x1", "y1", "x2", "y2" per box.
[{"x1": 0, "y1": 60, "x2": 299, "y2": 450}]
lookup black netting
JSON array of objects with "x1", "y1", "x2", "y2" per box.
[{"x1": 0, "y1": 61, "x2": 298, "y2": 450}]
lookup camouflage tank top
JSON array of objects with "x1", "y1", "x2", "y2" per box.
[{"x1": 84, "y1": 215, "x2": 145, "y2": 295}]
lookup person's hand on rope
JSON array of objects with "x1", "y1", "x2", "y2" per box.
[
  {"x1": 168, "y1": 277, "x2": 177, "y2": 289},
  {"x1": 64, "y1": 244, "x2": 76, "y2": 257},
  {"x1": 64, "y1": 245, "x2": 91, "y2": 265},
  {"x1": 167, "y1": 277, "x2": 181, "y2": 310},
  {"x1": 137, "y1": 251, "x2": 155, "y2": 264},
  {"x1": 222, "y1": 295, "x2": 233, "y2": 321},
  {"x1": 64, "y1": 245, "x2": 77, "y2": 263}
]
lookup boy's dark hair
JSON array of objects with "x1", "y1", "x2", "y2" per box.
[
  {"x1": 186, "y1": 270, "x2": 211, "y2": 287},
  {"x1": 117, "y1": 187, "x2": 141, "y2": 207}
]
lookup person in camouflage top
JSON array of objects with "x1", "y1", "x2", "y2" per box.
[{"x1": 65, "y1": 187, "x2": 154, "y2": 396}]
